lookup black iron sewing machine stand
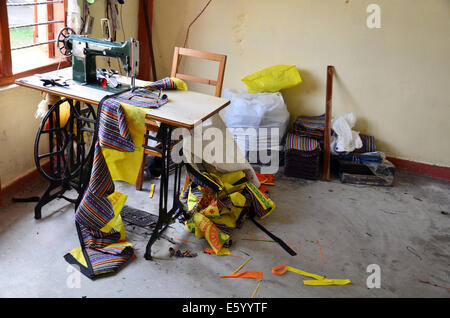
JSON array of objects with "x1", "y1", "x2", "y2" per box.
[
  {"x1": 142, "y1": 123, "x2": 185, "y2": 260},
  {"x1": 33, "y1": 98, "x2": 96, "y2": 219}
]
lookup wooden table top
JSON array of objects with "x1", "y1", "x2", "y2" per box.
[{"x1": 15, "y1": 67, "x2": 230, "y2": 129}]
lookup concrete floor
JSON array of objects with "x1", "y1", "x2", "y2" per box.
[{"x1": 0, "y1": 168, "x2": 449, "y2": 298}]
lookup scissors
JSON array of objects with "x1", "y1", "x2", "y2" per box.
[
  {"x1": 272, "y1": 264, "x2": 351, "y2": 286},
  {"x1": 40, "y1": 78, "x2": 69, "y2": 88}
]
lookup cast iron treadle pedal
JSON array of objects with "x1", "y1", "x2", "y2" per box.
[{"x1": 121, "y1": 205, "x2": 159, "y2": 228}]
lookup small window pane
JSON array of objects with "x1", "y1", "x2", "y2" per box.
[{"x1": 7, "y1": 0, "x2": 56, "y2": 73}]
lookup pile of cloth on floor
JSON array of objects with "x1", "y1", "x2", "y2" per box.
[
  {"x1": 329, "y1": 113, "x2": 395, "y2": 186},
  {"x1": 289, "y1": 112, "x2": 395, "y2": 185},
  {"x1": 332, "y1": 134, "x2": 395, "y2": 186},
  {"x1": 179, "y1": 162, "x2": 296, "y2": 257}
]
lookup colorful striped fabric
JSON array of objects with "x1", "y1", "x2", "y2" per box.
[
  {"x1": 116, "y1": 88, "x2": 169, "y2": 109},
  {"x1": 74, "y1": 142, "x2": 116, "y2": 231},
  {"x1": 98, "y1": 98, "x2": 135, "y2": 152},
  {"x1": 145, "y1": 77, "x2": 178, "y2": 90},
  {"x1": 285, "y1": 133, "x2": 321, "y2": 152},
  {"x1": 107, "y1": 78, "x2": 179, "y2": 109},
  {"x1": 65, "y1": 88, "x2": 173, "y2": 279},
  {"x1": 294, "y1": 114, "x2": 326, "y2": 139},
  {"x1": 354, "y1": 134, "x2": 376, "y2": 153}
]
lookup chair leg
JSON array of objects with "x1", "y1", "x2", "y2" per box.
[
  {"x1": 136, "y1": 153, "x2": 145, "y2": 191},
  {"x1": 183, "y1": 174, "x2": 190, "y2": 191},
  {"x1": 136, "y1": 130, "x2": 149, "y2": 191}
]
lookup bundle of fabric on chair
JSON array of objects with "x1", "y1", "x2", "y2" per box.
[{"x1": 284, "y1": 133, "x2": 322, "y2": 180}]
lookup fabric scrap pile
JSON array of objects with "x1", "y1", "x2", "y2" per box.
[
  {"x1": 179, "y1": 167, "x2": 278, "y2": 256},
  {"x1": 334, "y1": 134, "x2": 395, "y2": 186}
]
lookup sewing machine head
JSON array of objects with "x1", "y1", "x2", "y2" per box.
[{"x1": 57, "y1": 27, "x2": 139, "y2": 89}]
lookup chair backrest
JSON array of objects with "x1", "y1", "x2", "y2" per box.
[{"x1": 170, "y1": 47, "x2": 227, "y2": 97}]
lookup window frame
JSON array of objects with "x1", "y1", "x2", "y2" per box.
[{"x1": 0, "y1": 0, "x2": 71, "y2": 87}]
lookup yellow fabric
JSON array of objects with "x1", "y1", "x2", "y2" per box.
[
  {"x1": 242, "y1": 64, "x2": 302, "y2": 93},
  {"x1": 245, "y1": 182, "x2": 276, "y2": 219},
  {"x1": 187, "y1": 186, "x2": 200, "y2": 212},
  {"x1": 286, "y1": 266, "x2": 351, "y2": 286},
  {"x1": 68, "y1": 192, "x2": 131, "y2": 270},
  {"x1": 100, "y1": 191, "x2": 128, "y2": 240},
  {"x1": 206, "y1": 171, "x2": 247, "y2": 195},
  {"x1": 148, "y1": 184, "x2": 155, "y2": 198},
  {"x1": 45, "y1": 100, "x2": 70, "y2": 129},
  {"x1": 69, "y1": 247, "x2": 88, "y2": 268},
  {"x1": 232, "y1": 257, "x2": 252, "y2": 274},
  {"x1": 192, "y1": 212, "x2": 230, "y2": 256},
  {"x1": 59, "y1": 101, "x2": 71, "y2": 127},
  {"x1": 171, "y1": 77, "x2": 188, "y2": 91},
  {"x1": 102, "y1": 103, "x2": 147, "y2": 185},
  {"x1": 201, "y1": 203, "x2": 220, "y2": 218},
  {"x1": 216, "y1": 170, "x2": 246, "y2": 185},
  {"x1": 184, "y1": 169, "x2": 274, "y2": 255}
]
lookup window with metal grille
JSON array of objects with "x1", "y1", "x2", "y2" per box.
[{"x1": 0, "y1": 0, "x2": 70, "y2": 86}]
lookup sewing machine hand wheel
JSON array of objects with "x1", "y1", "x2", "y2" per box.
[
  {"x1": 34, "y1": 99, "x2": 96, "y2": 183},
  {"x1": 57, "y1": 27, "x2": 75, "y2": 57}
]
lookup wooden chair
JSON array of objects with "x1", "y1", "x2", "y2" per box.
[{"x1": 136, "y1": 47, "x2": 227, "y2": 190}]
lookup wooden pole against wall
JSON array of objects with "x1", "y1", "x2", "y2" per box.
[
  {"x1": 323, "y1": 65, "x2": 334, "y2": 181},
  {"x1": 138, "y1": 0, "x2": 157, "y2": 81}
]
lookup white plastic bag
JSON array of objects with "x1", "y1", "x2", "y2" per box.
[
  {"x1": 223, "y1": 89, "x2": 290, "y2": 130},
  {"x1": 330, "y1": 113, "x2": 362, "y2": 154},
  {"x1": 223, "y1": 89, "x2": 290, "y2": 154}
]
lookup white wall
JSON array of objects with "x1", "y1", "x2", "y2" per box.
[{"x1": 152, "y1": 0, "x2": 450, "y2": 167}]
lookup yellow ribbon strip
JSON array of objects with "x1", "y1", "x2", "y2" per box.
[
  {"x1": 232, "y1": 257, "x2": 252, "y2": 275},
  {"x1": 274, "y1": 265, "x2": 351, "y2": 286},
  {"x1": 148, "y1": 184, "x2": 155, "y2": 198},
  {"x1": 251, "y1": 279, "x2": 262, "y2": 298}
]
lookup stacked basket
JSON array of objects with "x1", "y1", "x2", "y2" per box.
[
  {"x1": 284, "y1": 133, "x2": 322, "y2": 180},
  {"x1": 283, "y1": 114, "x2": 326, "y2": 180}
]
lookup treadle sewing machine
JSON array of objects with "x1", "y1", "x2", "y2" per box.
[{"x1": 14, "y1": 26, "x2": 141, "y2": 219}]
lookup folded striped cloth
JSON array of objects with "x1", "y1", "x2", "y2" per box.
[
  {"x1": 111, "y1": 77, "x2": 188, "y2": 109},
  {"x1": 353, "y1": 134, "x2": 376, "y2": 153},
  {"x1": 144, "y1": 77, "x2": 188, "y2": 92},
  {"x1": 285, "y1": 133, "x2": 321, "y2": 152},
  {"x1": 293, "y1": 114, "x2": 326, "y2": 140},
  {"x1": 116, "y1": 88, "x2": 168, "y2": 109},
  {"x1": 146, "y1": 77, "x2": 178, "y2": 90}
]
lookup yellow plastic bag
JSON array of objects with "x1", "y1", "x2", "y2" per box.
[{"x1": 242, "y1": 64, "x2": 302, "y2": 93}]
